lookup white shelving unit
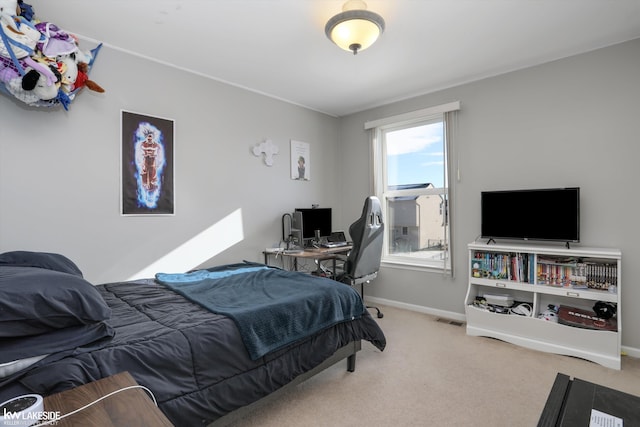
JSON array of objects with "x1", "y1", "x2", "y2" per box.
[{"x1": 465, "y1": 241, "x2": 622, "y2": 369}]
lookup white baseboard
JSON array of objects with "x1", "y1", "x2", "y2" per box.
[
  {"x1": 365, "y1": 296, "x2": 466, "y2": 323},
  {"x1": 365, "y1": 296, "x2": 640, "y2": 360},
  {"x1": 622, "y1": 346, "x2": 640, "y2": 359}
]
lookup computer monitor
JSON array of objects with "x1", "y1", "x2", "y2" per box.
[{"x1": 294, "y1": 208, "x2": 332, "y2": 240}]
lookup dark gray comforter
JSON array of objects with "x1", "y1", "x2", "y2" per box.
[
  {"x1": 156, "y1": 263, "x2": 367, "y2": 360},
  {"x1": 0, "y1": 274, "x2": 386, "y2": 426}
]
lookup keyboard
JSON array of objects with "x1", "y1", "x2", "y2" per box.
[{"x1": 320, "y1": 241, "x2": 349, "y2": 248}]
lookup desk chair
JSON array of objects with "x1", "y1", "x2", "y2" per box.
[{"x1": 337, "y1": 196, "x2": 384, "y2": 318}]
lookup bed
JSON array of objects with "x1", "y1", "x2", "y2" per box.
[{"x1": 0, "y1": 251, "x2": 386, "y2": 426}]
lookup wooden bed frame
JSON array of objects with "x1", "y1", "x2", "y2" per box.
[{"x1": 210, "y1": 340, "x2": 361, "y2": 426}]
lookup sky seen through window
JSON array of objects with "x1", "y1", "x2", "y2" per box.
[{"x1": 385, "y1": 122, "x2": 444, "y2": 188}]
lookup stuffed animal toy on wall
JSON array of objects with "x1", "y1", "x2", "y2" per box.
[
  {"x1": 35, "y1": 22, "x2": 77, "y2": 58},
  {"x1": 57, "y1": 53, "x2": 78, "y2": 92},
  {"x1": 17, "y1": 0, "x2": 33, "y2": 21},
  {"x1": 0, "y1": 0, "x2": 103, "y2": 109},
  {"x1": 75, "y1": 61, "x2": 103, "y2": 93},
  {"x1": 0, "y1": 6, "x2": 42, "y2": 61},
  {"x1": 21, "y1": 64, "x2": 60, "y2": 98},
  {"x1": 5, "y1": 63, "x2": 58, "y2": 104},
  {"x1": 0, "y1": 0, "x2": 19, "y2": 16}
]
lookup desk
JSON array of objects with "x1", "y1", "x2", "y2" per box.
[
  {"x1": 264, "y1": 246, "x2": 352, "y2": 277},
  {"x1": 538, "y1": 373, "x2": 640, "y2": 426},
  {"x1": 44, "y1": 371, "x2": 173, "y2": 426}
]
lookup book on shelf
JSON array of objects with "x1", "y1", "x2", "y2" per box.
[
  {"x1": 584, "y1": 262, "x2": 617, "y2": 291},
  {"x1": 536, "y1": 258, "x2": 617, "y2": 291},
  {"x1": 471, "y1": 251, "x2": 532, "y2": 282}
]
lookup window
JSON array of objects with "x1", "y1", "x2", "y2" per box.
[{"x1": 366, "y1": 102, "x2": 459, "y2": 272}]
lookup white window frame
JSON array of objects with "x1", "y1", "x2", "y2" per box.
[{"x1": 366, "y1": 102, "x2": 460, "y2": 273}]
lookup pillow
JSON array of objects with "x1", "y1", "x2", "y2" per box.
[
  {"x1": 0, "y1": 266, "x2": 111, "y2": 338},
  {"x1": 0, "y1": 354, "x2": 49, "y2": 378},
  {"x1": 0, "y1": 251, "x2": 83, "y2": 277},
  {"x1": 0, "y1": 322, "x2": 114, "y2": 364}
]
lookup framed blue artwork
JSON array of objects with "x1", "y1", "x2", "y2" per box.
[{"x1": 121, "y1": 110, "x2": 175, "y2": 215}]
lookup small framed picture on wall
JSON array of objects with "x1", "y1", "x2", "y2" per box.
[
  {"x1": 291, "y1": 140, "x2": 310, "y2": 181},
  {"x1": 121, "y1": 110, "x2": 175, "y2": 215}
]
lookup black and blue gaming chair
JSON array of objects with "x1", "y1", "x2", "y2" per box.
[{"x1": 338, "y1": 196, "x2": 384, "y2": 318}]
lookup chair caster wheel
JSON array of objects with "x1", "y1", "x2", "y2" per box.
[{"x1": 377, "y1": 312, "x2": 384, "y2": 319}]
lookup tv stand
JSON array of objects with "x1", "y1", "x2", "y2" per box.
[
  {"x1": 466, "y1": 241, "x2": 621, "y2": 369},
  {"x1": 486, "y1": 238, "x2": 496, "y2": 245}
]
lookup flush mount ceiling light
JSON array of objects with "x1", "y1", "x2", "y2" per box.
[{"x1": 325, "y1": 0, "x2": 385, "y2": 55}]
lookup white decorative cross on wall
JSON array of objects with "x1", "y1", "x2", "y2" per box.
[{"x1": 252, "y1": 139, "x2": 279, "y2": 166}]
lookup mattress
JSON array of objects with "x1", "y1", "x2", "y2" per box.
[{"x1": 0, "y1": 265, "x2": 386, "y2": 426}]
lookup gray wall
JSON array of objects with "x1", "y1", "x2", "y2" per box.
[
  {"x1": 0, "y1": 46, "x2": 340, "y2": 284},
  {"x1": 1, "y1": 37, "x2": 639, "y2": 352},
  {"x1": 338, "y1": 38, "x2": 640, "y2": 351}
]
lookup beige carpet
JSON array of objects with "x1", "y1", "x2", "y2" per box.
[{"x1": 225, "y1": 305, "x2": 640, "y2": 426}]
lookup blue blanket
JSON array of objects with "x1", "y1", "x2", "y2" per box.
[{"x1": 156, "y1": 263, "x2": 365, "y2": 360}]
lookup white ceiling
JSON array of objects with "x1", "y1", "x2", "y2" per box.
[{"x1": 33, "y1": 0, "x2": 640, "y2": 117}]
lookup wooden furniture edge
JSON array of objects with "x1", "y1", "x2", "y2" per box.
[{"x1": 44, "y1": 371, "x2": 172, "y2": 426}]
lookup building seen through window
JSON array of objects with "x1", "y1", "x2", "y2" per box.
[{"x1": 387, "y1": 183, "x2": 448, "y2": 259}]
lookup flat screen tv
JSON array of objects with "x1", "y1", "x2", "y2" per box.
[
  {"x1": 481, "y1": 187, "x2": 580, "y2": 243},
  {"x1": 295, "y1": 208, "x2": 332, "y2": 240}
]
